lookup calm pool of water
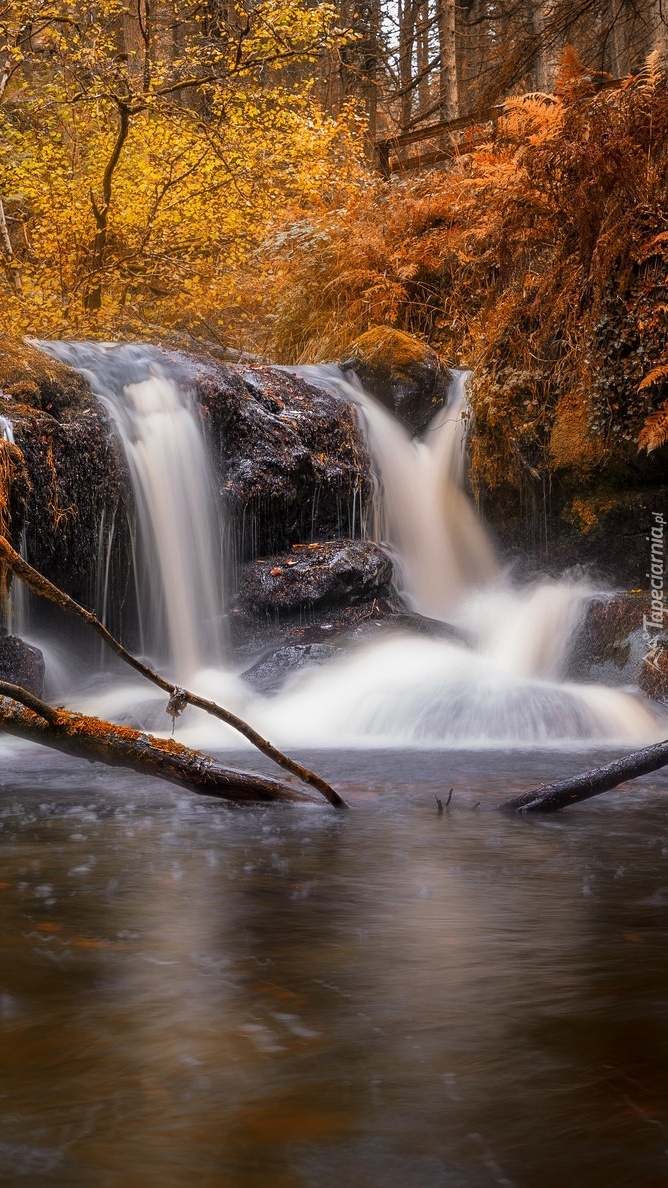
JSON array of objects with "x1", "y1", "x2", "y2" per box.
[{"x1": 0, "y1": 744, "x2": 667, "y2": 1187}]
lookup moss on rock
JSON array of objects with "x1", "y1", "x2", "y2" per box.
[
  {"x1": 343, "y1": 327, "x2": 450, "y2": 434},
  {"x1": 0, "y1": 335, "x2": 91, "y2": 417}
]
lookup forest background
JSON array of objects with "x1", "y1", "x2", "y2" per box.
[{"x1": 1, "y1": 0, "x2": 668, "y2": 493}]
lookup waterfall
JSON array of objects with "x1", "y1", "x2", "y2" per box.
[
  {"x1": 24, "y1": 348, "x2": 662, "y2": 748},
  {"x1": 293, "y1": 365, "x2": 497, "y2": 617},
  {"x1": 241, "y1": 366, "x2": 662, "y2": 749},
  {"x1": 0, "y1": 416, "x2": 14, "y2": 444},
  {"x1": 36, "y1": 342, "x2": 223, "y2": 680}
]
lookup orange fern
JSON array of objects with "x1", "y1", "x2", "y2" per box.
[
  {"x1": 638, "y1": 363, "x2": 668, "y2": 390},
  {"x1": 638, "y1": 399, "x2": 668, "y2": 453}
]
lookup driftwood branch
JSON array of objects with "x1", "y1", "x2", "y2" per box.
[
  {"x1": 0, "y1": 682, "x2": 311, "y2": 804},
  {"x1": 500, "y1": 738, "x2": 668, "y2": 813},
  {"x1": 0, "y1": 536, "x2": 347, "y2": 810}
]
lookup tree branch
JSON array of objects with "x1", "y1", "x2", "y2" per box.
[
  {"x1": 500, "y1": 739, "x2": 668, "y2": 813},
  {"x1": 0, "y1": 536, "x2": 347, "y2": 809},
  {"x1": 0, "y1": 688, "x2": 311, "y2": 804}
]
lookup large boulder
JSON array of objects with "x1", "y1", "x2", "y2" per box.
[
  {"x1": 232, "y1": 538, "x2": 468, "y2": 689},
  {"x1": 341, "y1": 327, "x2": 450, "y2": 435},
  {"x1": 567, "y1": 591, "x2": 668, "y2": 704},
  {"x1": 0, "y1": 339, "x2": 134, "y2": 632},
  {"x1": 175, "y1": 356, "x2": 373, "y2": 562},
  {"x1": 0, "y1": 635, "x2": 45, "y2": 697},
  {"x1": 235, "y1": 540, "x2": 393, "y2": 618}
]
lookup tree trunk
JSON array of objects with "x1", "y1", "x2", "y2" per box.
[
  {"x1": 500, "y1": 738, "x2": 668, "y2": 813},
  {"x1": 0, "y1": 683, "x2": 311, "y2": 804},
  {"x1": 0, "y1": 194, "x2": 22, "y2": 296},
  {"x1": 437, "y1": 0, "x2": 458, "y2": 118},
  {"x1": 363, "y1": 0, "x2": 381, "y2": 148},
  {"x1": 417, "y1": 0, "x2": 432, "y2": 114},
  {"x1": 0, "y1": 535, "x2": 347, "y2": 809},
  {"x1": 652, "y1": 0, "x2": 668, "y2": 61},
  {"x1": 84, "y1": 103, "x2": 131, "y2": 313},
  {"x1": 610, "y1": 0, "x2": 630, "y2": 77},
  {"x1": 532, "y1": 0, "x2": 559, "y2": 91},
  {"x1": 399, "y1": 0, "x2": 417, "y2": 128}
]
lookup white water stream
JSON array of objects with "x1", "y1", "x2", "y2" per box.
[
  {"x1": 233, "y1": 365, "x2": 658, "y2": 749},
  {"x1": 37, "y1": 343, "x2": 223, "y2": 679},
  {"x1": 295, "y1": 366, "x2": 498, "y2": 617},
  {"x1": 30, "y1": 348, "x2": 664, "y2": 748}
]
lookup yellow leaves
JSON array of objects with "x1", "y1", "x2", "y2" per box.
[{"x1": 1, "y1": 0, "x2": 364, "y2": 338}]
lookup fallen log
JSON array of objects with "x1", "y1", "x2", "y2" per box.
[
  {"x1": 0, "y1": 536, "x2": 347, "y2": 810},
  {"x1": 500, "y1": 737, "x2": 668, "y2": 813},
  {"x1": 0, "y1": 682, "x2": 312, "y2": 805}
]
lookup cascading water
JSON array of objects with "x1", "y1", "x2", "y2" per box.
[
  {"x1": 26, "y1": 348, "x2": 663, "y2": 747},
  {"x1": 294, "y1": 365, "x2": 498, "y2": 617},
  {"x1": 240, "y1": 365, "x2": 662, "y2": 749},
  {"x1": 37, "y1": 343, "x2": 223, "y2": 680},
  {"x1": 1, "y1": 417, "x2": 30, "y2": 638}
]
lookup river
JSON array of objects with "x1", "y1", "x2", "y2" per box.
[
  {"x1": 1, "y1": 744, "x2": 667, "y2": 1186},
  {"x1": 3, "y1": 343, "x2": 665, "y2": 1185}
]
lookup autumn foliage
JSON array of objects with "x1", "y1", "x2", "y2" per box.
[
  {"x1": 237, "y1": 55, "x2": 668, "y2": 489},
  {"x1": 3, "y1": 24, "x2": 668, "y2": 493},
  {"x1": 0, "y1": 0, "x2": 365, "y2": 341}
]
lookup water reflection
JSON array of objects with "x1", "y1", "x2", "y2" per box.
[{"x1": 0, "y1": 748, "x2": 667, "y2": 1186}]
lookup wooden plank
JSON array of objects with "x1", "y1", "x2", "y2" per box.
[
  {"x1": 376, "y1": 75, "x2": 630, "y2": 174},
  {"x1": 377, "y1": 105, "x2": 501, "y2": 153}
]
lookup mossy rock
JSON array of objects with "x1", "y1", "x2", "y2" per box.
[
  {"x1": 342, "y1": 327, "x2": 450, "y2": 435},
  {"x1": 0, "y1": 335, "x2": 91, "y2": 418},
  {"x1": 549, "y1": 389, "x2": 606, "y2": 479}
]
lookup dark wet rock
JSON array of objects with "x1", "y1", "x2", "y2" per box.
[
  {"x1": 231, "y1": 593, "x2": 467, "y2": 655},
  {"x1": 241, "y1": 642, "x2": 344, "y2": 693},
  {"x1": 0, "y1": 635, "x2": 45, "y2": 697},
  {"x1": 231, "y1": 538, "x2": 467, "y2": 686},
  {"x1": 236, "y1": 540, "x2": 393, "y2": 617},
  {"x1": 341, "y1": 327, "x2": 450, "y2": 435},
  {"x1": 638, "y1": 640, "x2": 668, "y2": 703},
  {"x1": 480, "y1": 480, "x2": 668, "y2": 588},
  {"x1": 172, "y1": 354, "x2": 372, "y2": 562},
  {"x1": 9, "y1": 403, "x2": 134, "y2": 626},
  {"x1": 235, "y1": 602, "x2": 470, "y2": 691},
  {"x1": 567, "y1": 591, "x2": 647, "y2": 685},
  {"x1": 0, "y1": 339, "x2": 134, "y2": 623}
]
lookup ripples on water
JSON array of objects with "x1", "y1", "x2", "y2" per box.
[{"x1": 0, "y1": 746, "x2": 667, "y2": 1186}]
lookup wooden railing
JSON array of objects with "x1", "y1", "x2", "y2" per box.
[{"x1": 375, "y1": 76, "x2": 628, "y2": 177}]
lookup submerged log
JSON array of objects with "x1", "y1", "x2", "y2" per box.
[
  {"x1": 0, "y1": 535, "x2": 347, "y2": 810},
  {"x1": 500, "y1": 738, "x2": 668, "y2": 813},
  {"x1": 0, "y1": 683, "x2": 311, "y2": 805}
]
